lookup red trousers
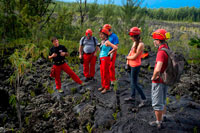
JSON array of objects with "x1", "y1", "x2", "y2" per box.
[
  {"x1": 53, "y1": 63, "x2": 82, "y2": 90},
  {"x1": 109, "y1": 52, "x2": 117, "y2": 81},
  {"x1": 100, "y1": 57, "x2": 110, "y2": 90},
  {"x1": 83, "y1": 53, "x2": 96, "y2": 78}
]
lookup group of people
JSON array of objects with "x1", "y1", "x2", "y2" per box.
[{"x1": 48, "y1": 24, "x2": 170, "y2": 129}]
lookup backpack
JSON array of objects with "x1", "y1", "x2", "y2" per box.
[
  {"x1": 160, "y1": 48, "x2": 185, "y2": 86},
  {"x1": 81, "y1": 36, "x2": 97, "y2": 47}
]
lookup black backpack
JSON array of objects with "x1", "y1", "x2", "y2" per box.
[{"x1": 81, "y1": 36, "x2": 97, "y2": 47}]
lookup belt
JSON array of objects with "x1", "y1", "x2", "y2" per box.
[
  {"x1": 54, "y1": 60, "x2": 65, "y2": 65},
  {"x1": 83, "y1": 51, "x2": 95, "y2": 55}
]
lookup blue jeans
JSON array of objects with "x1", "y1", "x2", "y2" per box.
[{"x1": 129, "y1": 66, "x2": 146, "y2": 100}]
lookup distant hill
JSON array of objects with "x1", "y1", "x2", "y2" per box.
[{"x1": 56, "y1": 0, "x2": 200, "y2": 8}]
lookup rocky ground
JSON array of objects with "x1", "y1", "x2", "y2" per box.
[{"x1": 0, "y1": 49, "x2": 200, "y2": 133}]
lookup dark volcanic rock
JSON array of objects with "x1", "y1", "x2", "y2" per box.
[{"x1": 1, "y1": 50, "x2": 200, "y2": 133}]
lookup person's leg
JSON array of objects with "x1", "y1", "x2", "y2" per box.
[
  {"x1": 89, "y1": 55, "x2": 97, "y2": 78},
  {"x1": 54, "y1": 65, "x2": 61, "y2": 90},
  {"x1": 162, "y1": 85, "x2": 168, "y2": 120},
  {"x1": 150, "y1": 83, "x2": 164, "y2": 128},
  {"x1": 61, "y1": 63, "x2": 83, "y2": 84},
  {"x1": 83, "y1": 53, "x2": 90, "y2": 78},
  {"x1": 104, "y1": 57, "x2": 110, "y2": 90},
  {"x1": 99, "y1": 57, "x2": 104, "y2": 90},
  {"x1": 130, "y1": 67, "x2": 136, "y2": 98},
  {"x1": 133, "y1": 66, "x2": 146, "y2": 100},
  {"x1": 109, "y1": 52, "x2": 117, "y2": 82}
]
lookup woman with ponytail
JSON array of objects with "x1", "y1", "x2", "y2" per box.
[{"x1": 125, "y1": 27, "x2": 146, "y2": 107}]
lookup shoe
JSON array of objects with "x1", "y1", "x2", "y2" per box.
[
  {"x1": 58, "y1": 89, "x2": 64, "y2": 93},
  {"x1": 84, "y1": 77, "x2": 90, "y2": 82},
  {"x1": 101, "y1": 89, "x2": 107, "y2": 94},
  {"x1": 111, "y1": 81, "x2": 114, "y2": 86},
  {"x1": 98, "y1": 88, "x2": 104, "y2": 91},
  {"x1": 149, "y1": 121, "x2": 163, "y2": 129},
  {"x1": 163, "y1": 115, "x2": 167, "y2": 122},
  {"x1": 138, "y1": 99, "x2": 147, "y2": 108},
  {"x1": 124, "y1": 97, "x2": 135, "y2": 101}
]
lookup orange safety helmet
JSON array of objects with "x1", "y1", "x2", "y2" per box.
[
  {"x1": 86, "y1": 29, "x2": 93, "y2": 36},
  {"x1": 103, "y1": 24, "x2": 112, "y2": 31},
  {"x1": 100, "y1": 28, "x2": 110, "y2": 36},
  {"x1": 129, "y1": 27, "x2": 141, "y2": 36},
  {"x1": 152, "y1": 29, "x2": 170, "y2": 40}
]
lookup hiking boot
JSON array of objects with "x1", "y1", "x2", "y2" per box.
[
  {"x1": 58, "y1": 89, "x2": 64, "y2": 93},
  {"x1": 163, "y1": 115, "x2": 168, "y2": 122},
  {"x1": 124, "y1": 97, "x2": 135, "y2": 101},
  {"x1": 111, "y1": 81, "x2": 114, "y2": 86},
  {"x1": 138, "y1": 99, "x2": 147, "y2": 108},
  {"x1": 84, "y1": 77, "x2": 90, "y2": 82},
  {"x1": 149, "y1": 121, "x2": 163, "y2": 129}
]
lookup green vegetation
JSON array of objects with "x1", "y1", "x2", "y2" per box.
[
  {"x1": 112, "y1": 109, "x2": 119, "y2": 121},
  {"x1": 1, "y1": 1, "x2": 200, "y2": 130},
  {"x1": 86, "y1": 122, "x2": 93, "y2": 133},
  {"x1": 71, "y1": 87, "x2": 77, "y2": 94},
  {"x1": 166, "y1": 97, "x2": 170, "y2": 105}
]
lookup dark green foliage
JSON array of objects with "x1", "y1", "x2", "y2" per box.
[
  {"x1": 189, "y1": 37, "x2": 200, "y2": 48},
  {"x1": 0, "y1": 0, "x2": 54, "y2": 42},
  {"x1": 145, "y1": 7, "x2": 200, "y2": 22},
  {"x1": 88, "y1": 0, "x2": 100, "y2": 21}
]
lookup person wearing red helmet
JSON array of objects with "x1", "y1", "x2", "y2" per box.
[
  {"x1": 149, "y1": 29, "x2": 170, "y2": 129},
  {"x1": 124, "y1": 27, "x2": 147, "y2": 107},
  {"x1": 103, "y1": 24, "x2": 119, "y2": 86},
  {"x1": 49, "y1": 37, "x2": 83, "y2": 93},
  {"x1": 98, "y1": 28, "x2": 118, "y2": 94},
  {"x1": 79, "y1": 29, "x2": 98, "y2": 82}
]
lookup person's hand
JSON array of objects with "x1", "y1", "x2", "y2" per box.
[
  {"x1": 151, "y1": 76, "x2": 159, "y2": 81},
  {"x1": 51, "y1": 53, "x2": 57, "y2": 58},
  {"x1": 94, "y1": 52, "x2": 97, "y2": 56},
  {"x1": 60, "y1": 52, "x2": 66, "y2": 56},
  {"x1": 97, "y1": 43, "x2": 101, "y2": 47},
  {"x1": 110, "y1": 53, "x2": 113, "y2": 61},
  {"x1": 79, "y1": 54, "x2": 82, "y2": 59}
]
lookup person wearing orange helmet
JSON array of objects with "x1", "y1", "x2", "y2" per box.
[
  {"x1": 149, "y1": 29, "x2": 170, "y2": 129},
  {"x1": 79, "y1": 29, "x2": 98, "y2": 82},
  {"x1": 98, "y1": 28, "x2": 118, "y2": 94},
  {"x1": 124, "y1": 27, "x2": 147, "y2": 107},
  {"x1": 103, "y1": 24, "x2": 119, "y2": 86},
  {"x1": 49, "y1": 37, "x2": 83, "y2": 93}
]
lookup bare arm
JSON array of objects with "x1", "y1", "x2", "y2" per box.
[
  {"x1": 105, "y1": 41, "x2": 118, "y2": 55},
  {"x1": 127, "y1": 43, "x2": 144, "y2": 60},
  {"x1": 79, "y1": 45, "x2": 83, "y2": 59},
  {"x1": 151, "y1": 61, "x2": 163, "y2": 80},
  {"x1": 49, "y1": 53, "x2": 57, "y2": 59}
]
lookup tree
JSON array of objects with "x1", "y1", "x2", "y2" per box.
[
  {"x1": 88, "y1": 0, "x2": 100, "y2": 22},
  {"x1": 77, "y1": 0, "x2": 88, "y2": 25},
  {"x1": 102, "y1": 0, "x2": 115, "y2": 24},
  {"x1": 0, "y1": 0, "x2": 55, "y2": 42}
]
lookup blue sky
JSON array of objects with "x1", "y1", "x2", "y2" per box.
[{"x1": 56, "y1": 0, "x2": 200, "y2": 8}]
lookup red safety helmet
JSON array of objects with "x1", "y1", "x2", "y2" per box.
[
  {"x1": 103, "y1": 24, "x2": 112, "y2": 31},
  {"x1": 152, "y1": 29, "x2": 170, "y2": 40},
  {"x1": 86, "y1": 29, "x2": 93, "y2": 36},
  {"x1": 100, "y1": 28, "x2": 110, "y2": 36},
  {"x1": 129, "y1": 27, "x2": 141, "y2": 36}
]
